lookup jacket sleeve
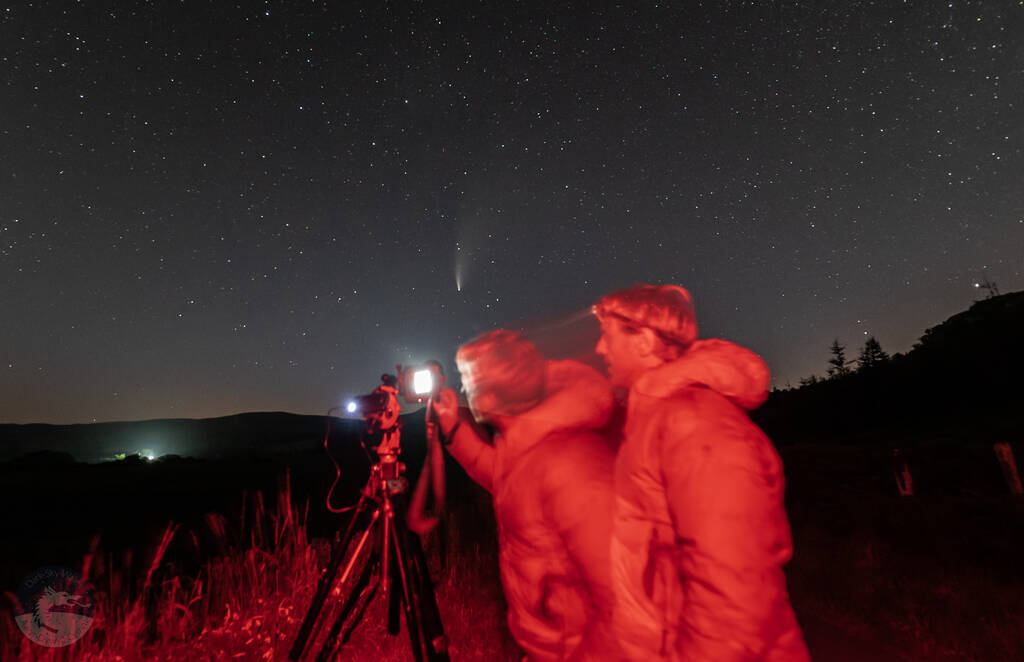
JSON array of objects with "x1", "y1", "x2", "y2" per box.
[
  {"x1": 661, "y1": 402, "x2": 796, "y2": 662},
  {"x1": 443, "y1": 408, "x2": 496, "y2": 494}
]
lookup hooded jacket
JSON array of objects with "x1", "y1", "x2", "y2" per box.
[
  {"x1": 466, "y1": 359, "x2": 619, "y2": 662},
  {"x1": 610, "y1": 339, "x2": 810, "y2": 662}
]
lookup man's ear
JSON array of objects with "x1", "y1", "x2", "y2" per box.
[{"x1": 632, "y1": 327, "x2": 659, "y2": 358}]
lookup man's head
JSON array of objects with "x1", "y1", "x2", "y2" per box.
[
  {"x1": 455, "y1": 329, "x2": 547, "y2": 424},
  {"x1": 593, "y1": 283, "x2": 698, "y2": 388}
]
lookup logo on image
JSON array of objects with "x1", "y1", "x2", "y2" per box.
[{"x1": 13, "y1": 566, "x2": 95, "y2": 647}]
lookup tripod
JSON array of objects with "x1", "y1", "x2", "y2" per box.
[{"x1": 288, "y1": 452, "x2": 450, "y2": 662}]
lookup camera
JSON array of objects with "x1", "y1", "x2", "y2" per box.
[{"x1": 345, "y1": 361, "x2": 446, "y2": 418}]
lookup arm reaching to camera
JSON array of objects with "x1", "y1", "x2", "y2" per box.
[{"x1": 433, "y1": 387, "x2": 496, "y2": 494}]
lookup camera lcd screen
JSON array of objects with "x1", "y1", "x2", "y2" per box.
[{"x1": 412, "y1": 369, "x2": 434, "y2": 395}]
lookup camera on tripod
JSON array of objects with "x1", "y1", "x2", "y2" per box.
[{"x1": 289, "y1": 361, "x2": 452, "y2": 662}]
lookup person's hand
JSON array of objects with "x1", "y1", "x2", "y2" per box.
[{"x1": 433, "y1": 387, "x2": 460, "y2": 436}]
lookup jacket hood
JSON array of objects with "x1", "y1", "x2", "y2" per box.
[
  {"x1": 631, "y1": 338, "x2": 771, "y2": 410},
  {"x1": 503, "y1": 359, "x2": 614, "y2": 445}
]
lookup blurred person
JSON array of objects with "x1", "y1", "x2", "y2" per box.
[
  {"x1": 432, "y1": 329, "x2": 622, "y2": 662},
  {"x1": 593, "y1": 284, "x2": 810, "y2": 662}
]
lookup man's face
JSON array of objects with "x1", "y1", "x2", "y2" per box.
[
  {"x1": 458, "y1": 369, "x2": 497, "y2": 423},
  {"x1": 464, "y1": 387, "x2": 492, "y2": 423},
  {"x1": 595, "y1": 317, "x2": 649, "y2": 388}
]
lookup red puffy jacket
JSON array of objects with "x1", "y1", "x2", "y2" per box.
[
  {"x1": 610, "y1": 339, "x2": 810, "y2": 661},
  {"x1": 449, "y1": 360, "x2": 619, "y2": 661}
]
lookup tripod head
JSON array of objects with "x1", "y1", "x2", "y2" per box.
[{"x1": 343, "y1": 363, "x2": 447, "y2": 481}]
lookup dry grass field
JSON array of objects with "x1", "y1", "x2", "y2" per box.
[{"x1": 2, "y1": 441, "x2": 1022, "y2": 661}]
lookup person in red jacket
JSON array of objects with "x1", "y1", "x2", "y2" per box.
[
  {"x1": 593, "y1": 283, "x2": 811, "y2": 662},
  {"x1": 432, "y1": 329, "x2": 621, "y2": 662}
]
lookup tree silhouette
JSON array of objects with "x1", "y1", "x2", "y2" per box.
[
  {"x1": 857, "y1": 336, "x2": 890, "y2": 370},
  {"x1": 827, "y1": 339, "x2": 852, "y2": 379},
  {"x1": 798, "y1": 374, "x2": 820, "y2": 387}
]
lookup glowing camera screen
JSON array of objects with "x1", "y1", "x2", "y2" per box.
[
  {"x1": 398, "y1": 361, "x2": 446, "y2": 404},
  {"x1": 411, "y1": 369, "x2": 434, "y2": 396}
]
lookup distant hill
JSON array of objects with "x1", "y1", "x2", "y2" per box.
[
  {"x1": 753, "y1": 290, "x2": 1024, "y2": 445},
  {"x1": 0, "y1": 411, "x2": 400, "y2": 464}
]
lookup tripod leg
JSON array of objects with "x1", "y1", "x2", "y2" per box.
[
  {"x1": 388, "y1": 544, "x2": 402, "y2": 636},
  {"x1": 289, "y1": 495, "x2": 377, "y2": 662},
  {"x1": 380, "y1": 498, "x2": 394, "y2": 634},
  {"x1": 405, "y1": 530, "x2": 451, "y2": 662},
  {"x1": 387, "y1": 512, "x2": 427, "y2": 662},
  {"x1": 313, "y1": 551, "x2": 380, "y2": 662}
]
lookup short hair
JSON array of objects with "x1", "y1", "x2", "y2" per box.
[
  {"x1": 593, "y1": 283, "x2": 698, "y2": 359},
  {"x1": 456, "y1": 329, "x2": 547, "y2": 416}
]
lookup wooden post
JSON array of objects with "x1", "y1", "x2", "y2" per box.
[
  {"x1": 994, "y1": 442, "x2": 1024, "y2": 497},
  {"x1": 892, "y1": 448, "x2": 914, "y2": 497}
]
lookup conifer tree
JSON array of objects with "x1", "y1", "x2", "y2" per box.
[
  {"x1": 857, "y1": 336, "x2": 889, "y2": 370},
  {"x1": 798, "y1": 374, "x2": 819, "y2": 387},
  {"x1": 827, "y1": 339, "x2": 852, "y2": 379}
]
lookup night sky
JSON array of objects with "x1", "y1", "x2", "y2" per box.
[{"x1": 2, "y1": 2, "x2": 1022, "y2": 425}]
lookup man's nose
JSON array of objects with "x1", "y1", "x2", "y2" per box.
[{"x1": 595, "y1": 336, "x2": 606, "y2": 355}]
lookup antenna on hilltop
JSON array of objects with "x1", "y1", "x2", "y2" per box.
[{"x1": 976, "y1": 271, "x2": 1000, "y2": 299}]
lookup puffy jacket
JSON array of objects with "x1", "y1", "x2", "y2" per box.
[
  {"x1": 488, "y1": 360, "x2": 619, "y2": 662},
  {"x1": 610, "y1": 339, "x2": 810, "y2": 662}
]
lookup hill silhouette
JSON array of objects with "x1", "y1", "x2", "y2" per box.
[
  {"x1": 0, "y1": 411, "x2": 380, "y2": 463},
  {"x1": 753, "y1": 289, "x2": 1024, "y2": 446},
  {"x1": 3, "y1": 292, "x2": 1021, "y2": 463}
]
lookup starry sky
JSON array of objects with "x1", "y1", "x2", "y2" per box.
[{"x1": 2, "y1": 1, "x2": 1022, "y2": 425}]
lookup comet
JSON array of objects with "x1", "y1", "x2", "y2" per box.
[{"x1": 455, "y1": 243, "x2": 464, "y2": 292}]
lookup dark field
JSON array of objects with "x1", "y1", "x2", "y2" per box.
[{"x1": 1, "y1": 437, "x2": 1023, "y2": 661}]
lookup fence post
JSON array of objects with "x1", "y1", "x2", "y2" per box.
[
  {"x1": 993, "y1": 442, "x2": 1024, "y2": 497},
  {"x1": 892, "y1": 448, "x2": 914, "y2": 497}
]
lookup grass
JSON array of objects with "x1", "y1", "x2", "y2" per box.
[
  {"x1": 0, "y1": 471, "x2": 519, "y2": 661},
  {"x1": 2, "y1": 451, "x2": 1023, "y2": 661}
]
